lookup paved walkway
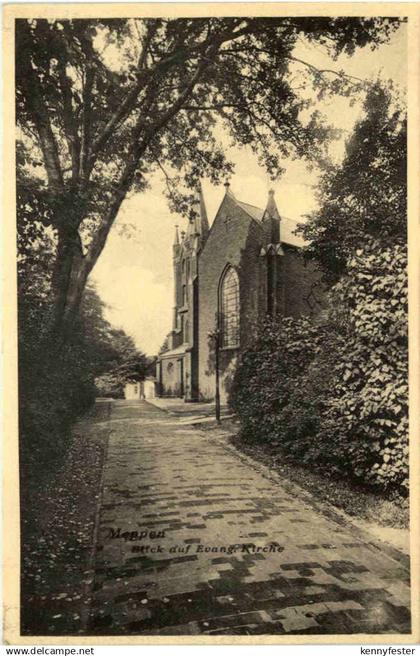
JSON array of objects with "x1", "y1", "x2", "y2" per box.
[
  {"x1": 88, "y1": 401, "x2": 411, "y2": 636},
  {"x1": 147, "y1": 397, "x2": 232, "y2": 422}
]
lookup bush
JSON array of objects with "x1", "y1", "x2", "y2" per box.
[
  {"x1": 19, "y1": 317, "x2": 98, "y2": 481},
  {"x1": 323, "y1": 239, "x2": 408, "y2": 492},
  {"x1": 94, "y1": 372, "x2": 125, "y2": 398},
  {"x1": 230, "y1": 239, "x2": 408, "y2": 495},
  {"x1": 230, "y1": 316, "x2": 325, "y2": 444},
  {"x1": 18, "y1": 283, "x2": 134, "y2": 482}
]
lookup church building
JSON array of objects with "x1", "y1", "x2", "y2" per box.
[{"x1": 156, "y1": 182, "x2": 324, "y2": 402}]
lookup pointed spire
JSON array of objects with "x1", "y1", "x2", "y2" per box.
[
  {"x1": 263, "y1": 188, "x2": 281, "y2": 221},
  {"x1": 191, "y1": 182, "x2": 210, "y2": 239},
  {"x1": 262, "y1": 188, "x2": 281, "y2": 244},
  {"x1": 186, "y1": 216, "x2": 194, "y2": 239},
  {"x1": 192, "y1": 181, "x2": 209, "y2": 239}
]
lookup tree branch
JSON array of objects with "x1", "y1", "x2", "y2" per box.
[
  {"x1": 88, "y1": 19, "x2": 264, "y2": 166},
  {"x1": 84, "y1": 55, "x2": 211, "y2": 274},
  {"x1": 89, "y1": 21, "x2": 157, "y2": 162},
  {"x1": 56, "y1": 53, "x2": 81, "y2": 182},
  {"x1": 150, "y1": 148, "x2": 180, "y2": 207},
  {"x1": 78, "y1": 65, "x2": 95, "y2": 184},
  {"x1": 19, "y1": 27, "x2": 64, "y2": 194},
  {"x1": 287, "y1": 54, "x2": 365, "y2": 84},
  {"x1": 181, "y1": 103, "x2": 241, "y2": 111}
]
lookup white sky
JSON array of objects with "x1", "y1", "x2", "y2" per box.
[{"x1": 91, "y1": 22, "x2": 407, "y2": 355}]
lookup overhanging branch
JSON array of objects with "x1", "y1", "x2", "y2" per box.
[{"x1": 84, "y1": 55, "x2": 211, "y2": 273}]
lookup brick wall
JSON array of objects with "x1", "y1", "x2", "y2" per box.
[
  {"x1": 196, "y1": 194, "x2": 325, "y2": 403},
  {"x1": 281, "y1": 247, "x2": 326, "y2": 318},
  {"x1": 198, "y1": 194, "x2": 266, "y2": 402}
]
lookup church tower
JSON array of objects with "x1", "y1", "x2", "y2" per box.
[
  {"x1": 158, "y1": 184, "x2": 209, "y2": 400},
  {"x1": 170, "y1": 224, "x2": 181, "y2": 347}
]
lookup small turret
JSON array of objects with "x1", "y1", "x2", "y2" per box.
[
  {"x1": 262, "y1": 188, "x2": 281, "y2": 244},
  {"x1": 173, "y1": 224, "x2": 181, "y2": 258},
  {"x1": 265, "y1": 189, "x2": 280, "y2": 220},
  {"x1": 186, "y1": 216, "x2": 195, "y2": 240},
  {"x1": 192, "y1": 182, "x2": 210, "y2": 241},
  {"x1": 174, "y1": 224, "x2": 180, "y2": 245}
]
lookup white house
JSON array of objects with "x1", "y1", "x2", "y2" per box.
[{"x1": 124, "y1": 378, "x2": 156, "y2": 401}]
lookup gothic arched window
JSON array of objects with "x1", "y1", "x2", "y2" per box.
[{"x1": 219, "y1": 267, "x2": 240, "y2": 348}]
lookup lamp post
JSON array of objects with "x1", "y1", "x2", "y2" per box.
[{"x1": 208, "y1": 323, "x2": 221, "y2": 424}]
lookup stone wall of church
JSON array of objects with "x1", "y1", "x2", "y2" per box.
[
  {"x1": 281, "y1": 247, "x2": 326, "y2": 317},
  {"x1": 197, "y1": 195, "x2": 266, "y2": 403},
  {"x1": 158, "y1": 356, "x2": 183, "y2": 397},
  {"x1": 197, "y1": 220, "x2": 325, "y2": 402}
]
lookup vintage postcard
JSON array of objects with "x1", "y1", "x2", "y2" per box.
[{"x1": 3, "y1": 1, "x2": 420, "y2": 645}]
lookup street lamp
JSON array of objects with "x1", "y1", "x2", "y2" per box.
[{"x1": 208, "y1": 323, "x2": 221, "y2": 424}]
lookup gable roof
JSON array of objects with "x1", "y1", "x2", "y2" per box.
[
  {"x1": 279, "y1": 216, "x2": 306, "y2": 248},
  {"x1": 232, "y1": 194, "x2": 305, "y2": 248},
  {"x1": 236, "y1": 200, "x2": 264, "y2": 223}
]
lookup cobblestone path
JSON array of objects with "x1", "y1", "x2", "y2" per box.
[{"x1": 88, "y1": 401, "x2": 411, "y2": 636}]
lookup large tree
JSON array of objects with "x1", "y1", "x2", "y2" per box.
[
  {"x1": 299, "y1": 81, "x2": 407, "y2": 282},
  {"x1": 16, "y1": 17, "x2": 401, "y2": 340}
]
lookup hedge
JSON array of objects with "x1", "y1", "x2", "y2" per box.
[{"x1": 230, "y1": 239, "x2": 408, "y2": 495}]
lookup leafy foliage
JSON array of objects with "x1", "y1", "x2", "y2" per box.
[
  {"x1": 299, "y1": 82, "x2": 407, "y2": 282},
  {"x1": 231, "y1": 240, "x2": 408, "y2": 495},
  {"x1": 323, "y1": 240, "x2": 408, "y2": 491},
  {"x1": 18, "y1": 207, "x2": 143, "y2": 474},
  {"x1": 16, "y1": 17, "x2": 401, "y2": 336},
  {"x1": 230, "y1": 313, "x2": 344, "y2": 471},
  {"x1": 231, "y1": 81, "x2": 408, "y2": 496},
  {"x1": 95, "y1": 352, "x2": 151, "y2": 397}
]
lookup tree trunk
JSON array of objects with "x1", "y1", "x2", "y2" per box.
[{"x1": 51, "y1": 226, "x2": 88, "y2": 345}]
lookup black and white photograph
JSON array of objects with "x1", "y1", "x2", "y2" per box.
[{"x1": 3, "y1": 3, "x2": 418, "y2": 643}]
